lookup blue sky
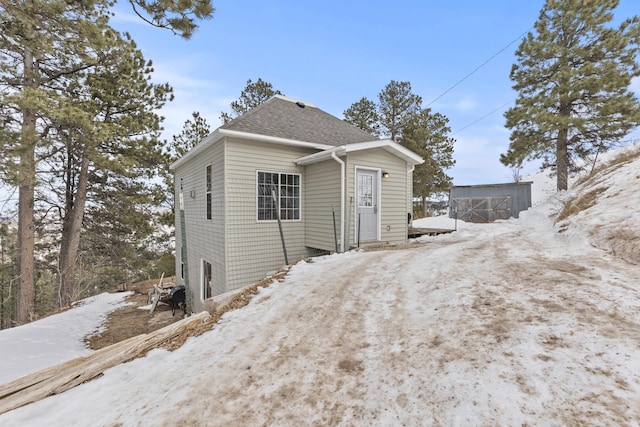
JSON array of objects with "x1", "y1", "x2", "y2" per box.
[{"x1": 112, "y1": 0, "x2": 640, "y2": 185}]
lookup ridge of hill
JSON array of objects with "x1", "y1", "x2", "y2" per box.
[{"x1": 555, "y1": 144, "x2": 640, "y2": 265}]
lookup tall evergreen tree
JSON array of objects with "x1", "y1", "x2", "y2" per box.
[
  {"x1": 377, "y1": 80, "x2": 422, "y2": 142},
  {"x1": 0, "y1": 221, "x2": 17, "y2": 329},
  {"x1": 0, "y1": 0, "x2": 114, "y2": 323},
  {"x1": 220, "y1": 78, "x2": 282, "y2": 123},
  {"x1": 171, "y1": 111, "x2": 211, "y2": 158},
  {"x1": 0, "y1": 0, "x2": 213, "y2": 323},
  {"x1": 401, "y1": 109, "x2": 456, "y2": 216},
  {"x1": 127, "y1": 0, "x2": 214, "y2": 39},
  {"x1": 160, "y1": 111, "x2": 211, "y2": 227},
  {"x1": 51, "y1": 32, "x2": 172, "y2": 307},
  {"x1": 344, "y1": 81, "x2": 456, "y2": 211},
  {"x1": 343, "y1": 97, "x2": 380, "y2": 137},
  {"x1": 502, "y1": 0, "x2": 640, "y2": 191}
]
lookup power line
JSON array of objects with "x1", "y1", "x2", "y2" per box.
[
  {"x1": 426, "y1": 27, "x2": 533, "y2": 108},
  {"x1": 453, "y1": 98, "x2": 514, "y2": 135}
]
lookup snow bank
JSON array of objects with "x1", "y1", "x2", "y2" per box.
[{"x1": 0, "y1": 292, "x2": 131, "y2": 384}]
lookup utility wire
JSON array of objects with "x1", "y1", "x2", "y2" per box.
[
  {"x1": 426, "y1": 27, "x2": 533, "y2": 108},
  {"x1": 453, "y1": 99, "x2": 515, "y2": 135}
]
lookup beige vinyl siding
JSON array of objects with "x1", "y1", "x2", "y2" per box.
[
  {"x1": 224, "y1": 137, "x2": 315, "y2": 290},
  {"x1": 304, "y1": 160, "x2": 341, "y2": 251},
  {"x1": 175, "y1": 134, "x2": 416, "y2": 314},
  {"x1": 345, "y1": 148, "x2": 409, "y2": 246},
  {"x1": 174, "y1": 140, "x2": 226, "y2": 313},
  {"x1": 408, "y1": 166, "x2": 414, "y2": 221}
]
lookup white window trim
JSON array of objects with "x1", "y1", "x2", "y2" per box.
[
  {"x1": 255, "y1": 170, "x2": 302, "y2": 223},
  {"x1": 205, "y1": 164, "x2": 212, "y2": 220}
]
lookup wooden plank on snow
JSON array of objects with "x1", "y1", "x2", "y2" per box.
[
  {"x1": 0, "y1": 311, "x2": 210, "y2": 415},
  {"x1": 149, "y1": 273, "x2": 165, "y2": 314}
]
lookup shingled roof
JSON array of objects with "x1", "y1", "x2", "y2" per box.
[{"x1": 219, "y1": 95, "x2": 377, "y2": 146}]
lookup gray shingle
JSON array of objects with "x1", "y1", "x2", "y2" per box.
[{"x1": 220, "y1": 95, "x2": 377, "y2": 146}]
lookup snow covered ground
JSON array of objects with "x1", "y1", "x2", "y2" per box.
[
  {"x1": 1, "y1": 145, "x2": 639, "y2": 426},
  {"x1": 0, "y1": 292, "x2": 131, "y2": 384}
]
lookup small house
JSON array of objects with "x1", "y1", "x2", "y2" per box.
[{"x1": 170, "y1": 95, "x2": 423, "y2": 312}]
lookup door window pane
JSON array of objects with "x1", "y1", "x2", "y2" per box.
[{"x1": 358, "y1": 174, "x2": 373, "y2": 207}]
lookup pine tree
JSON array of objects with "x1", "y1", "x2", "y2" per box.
[
  {"x1": 377, "y1": 80, "x2": 422, "y2": 142},
  {"x1": 220, "y1": 78, "x2": 282, "y2": 123},
  {"x1": 402, "y1": 109, "x2": 456, "y2": 216},
  {"x1": 79, "y1": 169, "x2": 166, "y2": 291},
  {"x1": 52, "y1": 32, "x2": 172, "y2": 307},
  {"x1": 343, "y1": 97, "x2": 380, "y2": 137},
  {"x1": 160, "y1": 111, "x2": 211, "y2": 227},
  {"x1": 0, "y1": 0, "x2": 212, "y2": 322},
  {"x1": 0, "y1": 222, "x2": 17, "y2": 329},
  {"x1": 0, "y1": 0, "x2": 115, "y2": 323},
  {"x1": 128, "y1": 0, "x2": 214, "y2": 39},
  {"x1": 171, "y1": 112, "x2": 211, "y2": 158},
  {"x1": 502, "y1": 0, "x2": 640, "y2": 191},
  {"x1": 344, "y1": 81, "x2": 456, "y2": 212}
]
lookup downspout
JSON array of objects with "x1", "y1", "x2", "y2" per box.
[
  {"x1": 331, "y1": 150, "x2": 345, "y2": 252},
  {"x1": 408, "y1": 165, "x2": 415, "y2": 228}
]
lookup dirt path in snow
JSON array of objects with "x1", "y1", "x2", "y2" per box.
[
  {"x1": 157, "y1": 218, "x2": 640, "y2": 426},
  {"x1": 5, "y1": 212, "x2": 637, "y2": 426},
  {"x1": 168, "y1": 252, "x2": 380, "y2": 426}
]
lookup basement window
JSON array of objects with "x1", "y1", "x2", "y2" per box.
[
  {"x1": 202, "y1": 260, "x2": 212, "y2": 300},
  {"x1": 256, "y1": 171, "x2": 301, "y2": 221}
]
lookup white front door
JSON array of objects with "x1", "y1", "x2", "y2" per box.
[{"x1": 356, "y1": 169, "x2": 379, "y2": 242}]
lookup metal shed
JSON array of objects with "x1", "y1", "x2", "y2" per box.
[{"x1": 449, "y1": 181, "x2": 532, "y2": 223}]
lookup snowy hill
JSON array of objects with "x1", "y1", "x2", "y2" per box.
[{"x1": 1, "y1": 144, "x2": 640, "y2": 426}]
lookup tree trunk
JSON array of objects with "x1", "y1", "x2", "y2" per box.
[
  {"x1": 422, "y1": 195, "x2": 428, "y2": 218},
  {"x1": 556, "y1": 127, "x2": 569, "y2": 191},
  {"x1": 1, "y1": 229, "x2": 6, "y2": 329},
  {"x1": 58, "y1": 152, "x2": 90, "y2": 308},
  {"x1": 16, "y1": 48, "x2": 37, "y2": 325}
]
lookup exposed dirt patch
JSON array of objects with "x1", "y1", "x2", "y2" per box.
[
  {"x1": 358, "y1": 241, "x2": 426, "y2": 251},
  {"x1": 575, "y1": 146, "x2": 640, "y2": 187},
  {"x1": 338, "y1": 358, "x2": 364, "y2": 373},
  {"x1": 556, "y1": 186, "x2": 605, "y2": 222},
  {"x1": 87, "y1": 271, "x2": 290, "y2": 352},
  {"x1": 87, "y1": 278, "x2": 182, "y2": 350},
  {"x1": 91, "y1": 245, "x2": 423, "y2": 350}
]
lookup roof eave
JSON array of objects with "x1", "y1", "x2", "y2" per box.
[
  {"x1": 295, "y1": 140, "x2": 424, "y2": 166},
  {"x1": 295, "y1": 146, "x2": 347, "y2": 165},
  {"x1": 170, "y1": 128, "x2": 336, "y2": 171},
  {"x1": 220, "y1": 129, "x2": 334, "y2": 150},
  {"x1": 346, "y1": 139, "x2": 424, "y2": 165},
  {"x1": 170, "y1": 129, "x2": 223, "y2": 170}
]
